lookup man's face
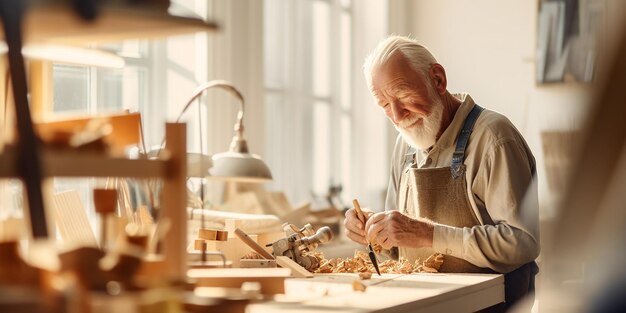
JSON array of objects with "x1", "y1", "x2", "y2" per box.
[{"x1": 371, "y1": 52, "x2": 443, "y2": 150}]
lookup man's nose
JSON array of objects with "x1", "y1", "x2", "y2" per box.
[{"x1": 390, "y1": 101, "x2": 407, "y2": 124}]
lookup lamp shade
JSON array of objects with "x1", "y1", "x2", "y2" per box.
[{"x1": 210, "y1": 151, "x2": 272, "y2": 183}]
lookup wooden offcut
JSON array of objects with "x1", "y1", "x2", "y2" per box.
[
  {"x1": 198, "y1": 228, "x2": 228, "y2": 241},
  {"x1": 35, "y1": 112, "x2": 143, "y2": 152},
  {"x1": 276, "y1": 256, "x2": 313, "y2": 278},
  {"x1": 93, "y1": 189, "x2": 117, "y2": 214},
  {"x1": 234, "y1": 228, "x2": 274, "y2": 260}
]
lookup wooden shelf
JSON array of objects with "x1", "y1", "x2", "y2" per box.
[
  {"x1": 0, "y1": 147, "x2": 169, "y2": 178},
  {"x1": 8, "y1": 3, "x2": 219, "y2": 45}
]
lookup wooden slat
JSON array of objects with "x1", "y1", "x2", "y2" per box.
[
  {"x1": 276, "y1": 256, "x2": 313, "y2": 278},
  {"x1": 52, "y1": 190, "x2": 98, "y2": 247},
  {"x1": 15, "y1": 4, "x2": 218, "y2": 45},
  {"x1": 0, "y1": 147, "x2": 168, "y2": 178}
]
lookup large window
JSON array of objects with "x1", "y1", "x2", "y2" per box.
[
  {"x1": 264, "y1": 0, "x2": 355, "y2": 207},
  {"x1": 53, "y1": 41, "x2": 150, "y2": 115},
  {"x1": 50, "y1": 41, "x2": 153, "y2": 226}
]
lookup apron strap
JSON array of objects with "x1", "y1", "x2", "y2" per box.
[
  {"x1": 404, "y1": 146, "x2": 417, "y2": 171},
  {"x1": 451, "y1": 104, "x2": 484, "y2": 179}
]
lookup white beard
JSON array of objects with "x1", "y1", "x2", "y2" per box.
[{"x1": 395, "y1": 95, "x2": 444, "y2": 150}]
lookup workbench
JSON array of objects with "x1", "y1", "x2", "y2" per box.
[{"x1": 247, "y1": 272, "x2": 504, "y2": 313}]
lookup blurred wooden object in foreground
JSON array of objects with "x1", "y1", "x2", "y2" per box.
[{"x1": 35, "y1": 111, "x2": 143, "y2": 156}]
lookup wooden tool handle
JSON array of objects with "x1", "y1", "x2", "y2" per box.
[
  {"x1": 352, "y1": 199, "x2": 366, "y2": 224},
  {"x1": 354, "y1": 199, "x2": 381, "y2": 251},
  {"x1": 234, "y1": 228, "x2": 274, "y2": 260}
]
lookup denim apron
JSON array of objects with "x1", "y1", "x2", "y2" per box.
[{"x1": 397, "y1": 104, "x2": 533, "y2": 311}]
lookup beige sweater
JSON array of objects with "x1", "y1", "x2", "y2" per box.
[{"x1": 385, "y1": 93, "x2": 540, "y2": 273}]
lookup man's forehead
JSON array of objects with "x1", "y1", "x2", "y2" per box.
[{"x1": 372, "y1": 54, "x2": 420, "y2": 89}]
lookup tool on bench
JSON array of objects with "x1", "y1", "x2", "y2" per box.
[{"x1": 353, "y1": 199, "x2": 381, "y2": 276}]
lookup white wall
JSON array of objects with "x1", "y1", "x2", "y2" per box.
[{"x1": 394, "y1": 0, "x2": 625, "y2": 218}]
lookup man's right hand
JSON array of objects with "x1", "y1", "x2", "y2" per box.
[{"x1": 343, "y1": 207, "x2": 373, "y2": 245}]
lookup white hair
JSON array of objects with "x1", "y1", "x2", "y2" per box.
[{"x1": 362, "y1": 35, "x2": 438, "y2": 91}]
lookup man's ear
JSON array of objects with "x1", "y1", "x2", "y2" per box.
[{"x1": 429, "y1": 64, "x2": 447, "y2": 95}]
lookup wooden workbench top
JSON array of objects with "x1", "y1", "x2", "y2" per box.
[{"x1": 248, "y1": 272, "x2": 504, "y2": 313}]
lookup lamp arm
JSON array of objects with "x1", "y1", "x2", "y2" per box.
[
  {"x1": 175, "y1": 80, "x2": 248, "y2": 153},
  {"x1": 154, "y1": 80, "x2": 248, "y2": 158}
]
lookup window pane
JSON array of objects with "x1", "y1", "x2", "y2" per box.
[
  {"x1": 264, "y1": 92, "x2": 289, "y2": 191},
  {"x1": 264, "y1": 0, "x2": 287, "y2": 89},
  {"x1": 96, "y1": 66, "x2": 146, "y2": 112},
  {"x1": 53, "y1": 65, "x2": 89, "y2": 113},
  {"x1": 313, "y1": 101, "x2": 330, "y2": 194},
  {"x1": 121, "y1": 67, "x2": 146, "y2": 112},
  {"x1": 97, "y1": 68, "x2": 123, "y2": 112},
  {"x1": 312, "y1": 0, "x2": 330, "y2": 97},
  {"x1": 340, "y1": 115, "x2": 351, "y2": 201},
  {"x1": 99, "y1": 40, "x2": 148, "y2": 58},
  {"x1": 341, "y1": 12, "x2": 351, "y2": 110}
]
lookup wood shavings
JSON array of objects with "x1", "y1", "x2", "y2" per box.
[
  {"x1": 352, "y1": 280, "x2": 367, "y2": 292},
  {"x1": 241, "y1": 251, "x2": 264, "y2": 259},
  {"x1": 358, "y1": 272, "x2": 372, "y2": 280},
  {"x1": 313, "y1": 250, "x2": 444, "y2": 274}
]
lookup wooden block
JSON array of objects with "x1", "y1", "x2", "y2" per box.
[
  {"x1": 188, "y1": 268, "x2": 291, "y2": 295},
  {"x1": 135, "y1": 255, "x2": 166, "y2": 281},
  {"x1": 276, "y1": 256, "x2": 313, "y2": 278},
  {"x1": 240, "y1": 259, "x2": 276, "y2": 268},
  {"x1": 198, "y1": 228, "x2": 228, "y2": 241},
  {"x1": 93, "y1": 189, "x2": 118, "y2": 214},
  {"x1": 194, "y1": 239, "x2": 206, "y2": 251}
]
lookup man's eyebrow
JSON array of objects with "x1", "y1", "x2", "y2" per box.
[{"x1": 390, "y1": 83, "x2": 411, "y2": 92}]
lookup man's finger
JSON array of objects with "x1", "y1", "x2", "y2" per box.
[
  {"x1": 364, "y1": 212, "x2": 386, "y2": 231},
  {"x1": 344, "y1": 214, "x2": 365, "y2": 236},
  {"x1": 345, "y1": 228, "x2": 368, "y2": 245},
  {"x1": 380, "y1": 235, "x2": 394, "y2": 250},
  {"x1": 345, "y1": 209, "x2": 365, "y2": 229},
  {"x1": 366, "y1": 217, "x2": 385, "y2": 244}
]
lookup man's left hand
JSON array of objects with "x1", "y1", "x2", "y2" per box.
[{"x1": 364, "y1": 211, "x2": 434, "y2": 250}]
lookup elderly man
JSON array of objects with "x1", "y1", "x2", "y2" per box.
[{"x1": 344, "y1": 36, "x2": 539, "y2": 311}]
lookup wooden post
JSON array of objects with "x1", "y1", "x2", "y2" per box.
[
  {"x1": 162, "y1": 123, "x2": 186, "y2": 281},
  {"x1": 28, "y1": 60, "x2": 53, "y2": 122},
  {"x1": 93, "y1": 189, "x2": 117, "y2": 251}
]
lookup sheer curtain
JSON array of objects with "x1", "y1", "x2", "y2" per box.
[{"x1": 263, "y1": 0, "x2": 390, "y2": 211}]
